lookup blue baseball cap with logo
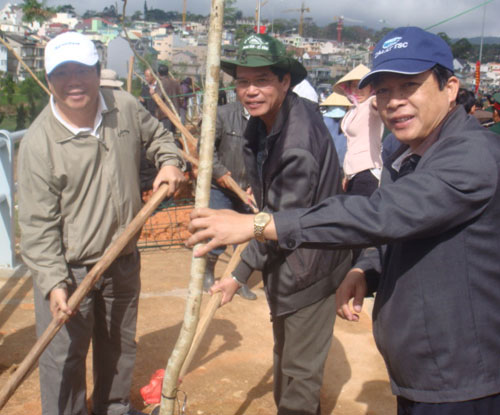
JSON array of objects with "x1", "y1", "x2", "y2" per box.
[{"x1": 358, "y1": 26, "x2": 454, "y2": 88}]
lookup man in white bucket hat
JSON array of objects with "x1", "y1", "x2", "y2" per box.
[{"x1": 18, "y1": 31, "x2": 186, "y2": 415}]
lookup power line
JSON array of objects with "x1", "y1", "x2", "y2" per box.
[{"x1": 424, "y1": 0, "x2": 494, "y2": 31}]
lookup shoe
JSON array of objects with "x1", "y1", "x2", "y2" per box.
[
  {"x1": 236, "y1": 284, "x2": 257, "y2": 300},
  {"x1": 203, "y1": 254, "x2": 217, "y2": 292}
]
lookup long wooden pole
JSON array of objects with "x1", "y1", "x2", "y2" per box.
[
  {"x1": 120, "y1": 0, "x2": 191, "y2": 155},
  {"x1": 151, "y1": 93, "x2": 198, "y2": 155},
  {"x1": 150, "y1": 94, "x2": 257, "y2": 212},
  {"x1": 127, "y1": 55, "x2": 134, "y2": 93},
  {"x1": 0, "y1": 36, "x2": 50, "y2": 95},
  {"x1": 0, "y1": 183, "x2": 172, "y2": 411},
  {"x1": 178, "y1": 242, "x2": 249, "y2": 381},
  {"x1": 159, "y1": 0, "x2": 225, "y2": 412}
]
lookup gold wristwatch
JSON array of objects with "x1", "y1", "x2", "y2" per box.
[{"x1": 253, "y1": 212, "x2": 271, "y2": 242}]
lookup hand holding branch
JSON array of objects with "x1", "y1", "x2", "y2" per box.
[
  {"x1": 152, "y1": 165, "x2": 186, "y2": 194},
  {"x1": 209, "y1": 277, "x2": 240, "y2": 306}
]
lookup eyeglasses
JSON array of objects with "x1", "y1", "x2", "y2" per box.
[
  {"x1": 50, "y1": 66, "x2": 96, "y2": 81},
  {"x1": 235, "y1": 76, "x2": 277, "y2": 90}
]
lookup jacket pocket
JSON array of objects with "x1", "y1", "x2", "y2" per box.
[{"x1": 285, "y1": 247, "x2": 350, "y2": 291}]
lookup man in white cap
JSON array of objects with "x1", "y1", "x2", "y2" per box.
[{"x1": 18, "y1": 31, "x2": 186, "y2": 415}]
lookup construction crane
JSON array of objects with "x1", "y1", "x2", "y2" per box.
[
  {"x1": 334, "y1": 15, "x2": 363, "y2": 42},
  {"x1": 283, "y1": 2, "x2": 310, "y2": 36}
]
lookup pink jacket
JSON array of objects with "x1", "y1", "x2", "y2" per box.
[{"x1": 341, "y1": 96, "x2": 384, "y2": 176}]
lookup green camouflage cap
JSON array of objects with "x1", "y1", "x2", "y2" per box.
[{"x1": 221, "y1": 34, "x2": 307, "y2": 87}]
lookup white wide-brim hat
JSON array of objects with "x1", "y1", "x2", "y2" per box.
[{"x1": 100, "y1": 68, "x2": 123, "y2": 88}]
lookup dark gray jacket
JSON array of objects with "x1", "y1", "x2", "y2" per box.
[
  {"x1": 206, "y1": 101, "x2": 251, "y2": 192},
  {"x1": 273, "y1": 107, "x2": 500, "y2": 402},
  {"x1": 233, "y1": 92, "x2": 351, "y2": 317}
]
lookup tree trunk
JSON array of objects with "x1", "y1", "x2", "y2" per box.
[{"x1": 158, "y1": 0, "x2": 225, "y2": 413}]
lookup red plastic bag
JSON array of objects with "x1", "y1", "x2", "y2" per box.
[{"x1": 140, "y1": 369, "x2": 165, "y2": 405}]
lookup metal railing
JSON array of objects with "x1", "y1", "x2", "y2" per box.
[{"x1": 0, "y1": 129, "x2": 26, "y2": 270}]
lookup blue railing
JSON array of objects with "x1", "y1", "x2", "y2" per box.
[{"x1": 0, "y1": 129, "x2": 26, "y2": 270}]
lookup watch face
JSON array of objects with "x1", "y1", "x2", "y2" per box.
[{"x1": 255, "y1": 212, "x2": 270, "y2": 226}]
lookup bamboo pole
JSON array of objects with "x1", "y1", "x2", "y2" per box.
[
  {"x1": 0, "y1": 36, "x2": 50, "y2": 95},
  {"x1": 151, "y1": 93, "x2": 258, "y2": 211},
  {"x1": 158, "y1": 0, "x2": 225, "y2": 412},
  {"x1": 151, "y1": 93, "x2": 198, "y2": 155},
  {"x1": 120, "y1": 0, "x2": 190, "y2": 155},
  {"x1": 127, "y1": 55, "x2": 134, "y2": 93},
  {"x1": 0, "y1": 184, "x2": 172, "y2": 411},
  {"x1": 178, "y1": 242, "x2": 249, "y2": 381}
]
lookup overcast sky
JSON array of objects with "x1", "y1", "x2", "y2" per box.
[{"x1": 3, "y1": 0, "x2": 500, "y2": 39}]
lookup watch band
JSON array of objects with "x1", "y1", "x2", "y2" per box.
[{"x1": 254, "y1": 212, "x2": 271, "y2": 242}]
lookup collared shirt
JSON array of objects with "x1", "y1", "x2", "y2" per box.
[
  {"x1": 50, "y1": 92, "x2": 107, "y2": 138},
  {"x1": 391, "y1": 106, "x2": 460, "y2": 174},
  {"x1": 391, "y1": 148, "x2": 412, "y2": 173}
]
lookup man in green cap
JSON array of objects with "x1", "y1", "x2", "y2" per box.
[
  {"x1": 489, "y1": 92, "x2": 500, "y2": 134},
  {"x1": 209, "y1": 33, "x2": 351, "y2": 414}
]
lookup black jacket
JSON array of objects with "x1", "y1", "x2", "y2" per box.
[
  {"x1": 233, "y1": 92, "x2": 351, "y2": 317},
  {"x1": 274, "y1": 107, "x2": 500, "y2": 402}
]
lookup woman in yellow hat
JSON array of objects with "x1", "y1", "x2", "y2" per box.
[{"x1": 334, "y1": 64, "x2": 384, "y2": 195}]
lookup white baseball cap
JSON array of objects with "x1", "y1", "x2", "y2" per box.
[{"x1": 45, "y1": 31, "x2": 99, "y2": 75}]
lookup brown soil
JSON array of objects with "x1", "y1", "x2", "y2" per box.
[{"x1": 0, "y1": 248, "x2": 395, "y2": 415}]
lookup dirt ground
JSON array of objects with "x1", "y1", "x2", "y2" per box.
[{"x1": 0, "y1": 248, "x2": 396, "y2": 415}]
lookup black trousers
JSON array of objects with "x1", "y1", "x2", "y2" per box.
[
  {"x1": 397, "y1": 393, "x2": 500, "y2": 415},
  {"x1": 346, "y1": 169, "x2": 379, "y2": 196}
]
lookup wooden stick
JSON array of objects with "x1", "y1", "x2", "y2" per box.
[
  {"x1": 0, "y1": 183, "x2": 172, "y2": 411},
  {"x1": 120, "y1": 1, "x2": 190, "y2": 156},
  {"x1": 177, "y1": 147, "x2": 258, "y2": 213},
  {"x1": 151, "y1": 93, "x2": 197, "y2": 153},
  {"x1": 178, "y1": 242, "x2": 249, "y2": 381},
  {"x1": 127, "y1": 55, "x2": 134, "y2": 93},
  {"x1": 149, "y1": 101, "x2": 257, "y2": 213},
  {"x1": 0, "y1": 36, "x2": 50, "y2": 96}
]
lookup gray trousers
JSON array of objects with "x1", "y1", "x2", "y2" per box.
[
  {"x1": 34, "y1": 251, "x2": 141, "y2": 415},
  {"x1": 272, "y1": 292, "x2": 336, "y2": 415}
]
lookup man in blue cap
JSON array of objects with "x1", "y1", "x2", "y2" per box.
[{"x1": 188, "y1": 27, "x2": 500, "y2": 414}]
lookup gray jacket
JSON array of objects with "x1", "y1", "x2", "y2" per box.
[
  {"x1": 274, "y1": 107, "x2": 500, "y2": 402},
  {"x1": 18, "y1": 88, "x2": 184, "y2": 297},
  {"x1": 210, "y1": 101, "x2": 251, "y2": 191},
  {"x1": 233, "y1": 92, "x2": 351, "y2": 317}
]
